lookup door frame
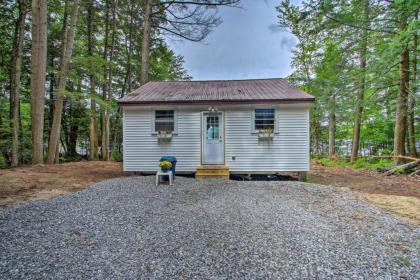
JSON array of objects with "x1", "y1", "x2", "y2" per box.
[{"x1": 201, "y1": 111, "x2": 225, "y2": 165}]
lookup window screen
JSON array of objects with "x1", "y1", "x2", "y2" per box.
[
  {"x1": 255, "y1": 109, "x2": 275, "y2": 130},
  {"x1": 155, "y1": 110, "x2": 174, "y2": 132}
]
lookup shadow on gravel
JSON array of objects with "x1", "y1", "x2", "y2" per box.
[
  {"x1": 175, "y1": 173, "x2": 299, "y2": 181},
  {"x1": 230, "y1": 174, "x2": 298, "y2": 181}
]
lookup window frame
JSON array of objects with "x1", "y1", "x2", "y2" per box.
[
  {"x1": 151, "y1": 109, "x2": 178, "y2": 135},
  {"x1": 251, "y1": 107, "x2": 278, "y2": 133}
]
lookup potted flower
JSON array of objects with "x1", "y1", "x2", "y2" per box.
[
  {"x1": 157, "y1": 129, "x2": 172, "y2": 139},
  {"x1": 159, "y1": 160, "x2": 172, "y2": 172},
  {"x1": 258, "y1": 128, "x2": 274, "y2": 139}
]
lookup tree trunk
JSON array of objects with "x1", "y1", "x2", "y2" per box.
[
  {"x1": 101, "y1": 0, "x2": 110, "y2": 160},
  {"x1": 48, "y1": 54, "x2": 55, "y2": 131},
  {"x1": 127, "y1": 2, "x2": 134, "y2": 93},
  {"x1": 407, "y1": 14, "x2": 418, "y2": 157},
  {"x1": 385, "y1": 160, "x2": 420, "y2": 176},
  {"x1": 30, "y1": 0, "x2": 48, "y2": 164},
  {"x1": 102, "y1": 0, "x2": 117, "y2": 161},
  {"x1": 87, "y1": 0, "x2": 98, "y2": 160},
  {"x1": 47, "y1": 0, "x2": 80, "y2": 164},
  {"x1": 394, "y1": 46, "x2": 410, "y2": 164},
  {"x1": 140, "y1": 0, "x2": 152, "y2": 85},
  {"x1": 103, "y1": 0, "x2": 117, "y2": 160},
  {"x1": 9, "y1": 1, "x2": 28, "y2": 167},
  {"x1": 350, "y1": 0, "x2": 369, "y2": 162},
  {"x1": 48, "y1": 0, "x2": 70, "y2": 162},
  {"x1": 0, "y1": 96, "x2": 4, "y2": 160},
  {"x1": 328, "y1": 93, "x2": 336, "y2": 159}
]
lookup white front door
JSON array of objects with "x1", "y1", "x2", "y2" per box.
[{"x1": 202, "y1": 112, "x2": 224, "y2": 164}]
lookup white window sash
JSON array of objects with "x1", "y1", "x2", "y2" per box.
[
  {"x1": 251, "y1": 108, "x2": 278, "y2": 134},
  {"x1": 151, "y1": 110, "x2": 178, "y2": 135}
]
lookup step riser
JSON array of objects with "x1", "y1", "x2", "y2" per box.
[
  {"x1": 196, "y1": 175, "x2": 229, "y2": 179},
  {"x1": 195, "y1": 165, "x2": 230, "y2": 179},
  {"x1": 196, "y1": 171, "x2": 230, "y2": 175}
]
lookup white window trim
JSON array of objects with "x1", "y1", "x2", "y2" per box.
[
  {"x1": 251, "y1": 107, "x2": 278, "y2": 134},
  {"x1": 151, "y1": 109, "x2": 178, "y2": 135}
]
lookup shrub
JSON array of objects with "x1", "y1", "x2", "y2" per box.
[
  {"x1": 369, "y1": 158, "x2": 393, "y2": 170},
  {"x1": 60, "y1": 154, "x2": 83, "y2": 163},
  {"x1": 0, "y1": 153, "x2": 7, "y2": 169},
  {"x1": 351, "y1": 158, "x2": 369, "y2": 169},
  {"x1": 317, "y1": 157, "x2": 337, "y2": 167},
  {"x1": 317, "y1": 157, "x2": 350, "y2": 168},
  {"x1": 111, "y1": 151, "x2": 123, "y2": 162},
  {"x1": 351, "y1": 157, "x2": 394, "y2": 171}
]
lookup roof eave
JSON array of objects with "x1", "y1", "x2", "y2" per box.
[{"x1": 118, "y1": 98, "x2": 315, "y2": 106}]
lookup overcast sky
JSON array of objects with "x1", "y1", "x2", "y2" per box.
[{"x1": 167, "y1": 0, "x2": 300, "y2": 81}]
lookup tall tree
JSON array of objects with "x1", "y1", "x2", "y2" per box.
[
  {"x1": 277, "y1": 0, "x2": 419, "y2": 161},
  {"x1": 140, "y1": 0, "x2": 152, "y2": 85},
  {"x1": 101, "y1": 0, "x2": 117, "y2": 161},
  {"x1": 328, "y1": 92, "x2": 336, "y2": 159},
  {"x1": 87, "y1": 0, "x2": 98, "y2": 160},
  {"x1": 393, "y1": 17, "x2": 410, "y2": 162},
  {"x1": 30, "y1": 0, "x2": 48, "y2": 164},
  {"x1": 126, "y1": 1, "x2": 135, "y2": 93},
  {"x1": 0, "y1": 0, "x2": 192, "y2": 168},
  {"x1": 406, "y1": 12, "x2": 418, "y2": 157},
  {"x1": 350, "y1": 0, "x2": 369, "y2": 162},
  {"x1": 9, "y1": 0, "x2": 28, "y2": 167},
  {"x1": 101, "y1": 0, "x2": 110, "y2": 161},
  {"x1": 47, "y1": 0, "x2": 80, "y2": 164}
]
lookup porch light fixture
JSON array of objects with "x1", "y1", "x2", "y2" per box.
[{"x1": 208, "y1": 106, "x2": 218, "y2": 113}]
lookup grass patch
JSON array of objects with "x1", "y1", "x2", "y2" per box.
[
  {"x1": 396, "y1": 255, "x2": 412, "y2": 267},
  {"x1": 316, "y1": 157, "x2": 394, "y2": 171},
  {"x1": 317, "y1": 157, "x2": 350, "y2": 168}
]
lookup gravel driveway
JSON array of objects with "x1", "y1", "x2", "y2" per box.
[{"x1": 0, "y1": 177, "x2": 418, "y2": 279}]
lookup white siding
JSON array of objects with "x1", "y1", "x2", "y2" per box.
[
  {"x1": 225, "y1": 106, "x2": 310, "y2": 172},
  {"x1": 123, "y1": 104, "x2": 310, "y2": 173},
  {"x1": 123, "y1": 107, "x2": 201, "y2": 172}
]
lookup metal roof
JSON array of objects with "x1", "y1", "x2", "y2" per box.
[{"x1": 118, "y1": 78, "x2": 315, "y2": 105}]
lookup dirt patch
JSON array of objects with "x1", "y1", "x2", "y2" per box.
[
  {"x1": 362, "y1": 194, "x2": 420, "y2": 225},
  {"x1": 308, "y1": 163, "x2": 420, "y2": 224},
  {"x1": 0, "y1": 161, "x2": 128, "y2": 206},
  {"x1": 308, "y1": 163, "x2": 419, "y2": 198}
]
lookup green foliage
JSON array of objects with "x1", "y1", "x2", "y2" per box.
[
  {"x1": 362, "y1": 159, "x2": 394, "y2": 171},
  {"x1": 111, "y1": 151, "x2": 123, "y2": 162},
  {"x1": 0, "y1": 153, "x2": 7, "y2": 169},
  {"x1": 278, "y1": 0, "x2": 420, "y2": 158},
  {"x1": 0, "y1": 0, "x2": 193, "y2": 168},
  {"x1": 351, "y1": 158, "x2": 370, "y2": 169},
  {"x1": 149, "y1": 43, "x2": 192, "y2": 81},
  {"x1": 317, "y1": 157, "x2": 338, "y2": 167},
  {"x1": 317, "y1": 157, "x2": 394, "y2": 171},
  {"x1": 317, "y1": 157, "x2": 350, "y2": 168},
  {"x1": 60, "y1": 154, "x2": 83, "y2": 163}
]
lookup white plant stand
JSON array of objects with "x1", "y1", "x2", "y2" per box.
[{"x1": 155, "y1": 170, "x2": 173, "y2": 186}]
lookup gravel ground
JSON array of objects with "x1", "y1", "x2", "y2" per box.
[{"x1": 0, "y1": 176, "x2": 419, "y2": 279}]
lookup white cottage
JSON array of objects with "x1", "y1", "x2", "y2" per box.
[{"x1": 118, "y1": 78, "x2": 315, "y2": 179}]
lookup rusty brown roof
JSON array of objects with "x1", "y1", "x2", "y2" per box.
[{"x1": 118, "y1": 78, "x2": 314, "y2": 105}]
